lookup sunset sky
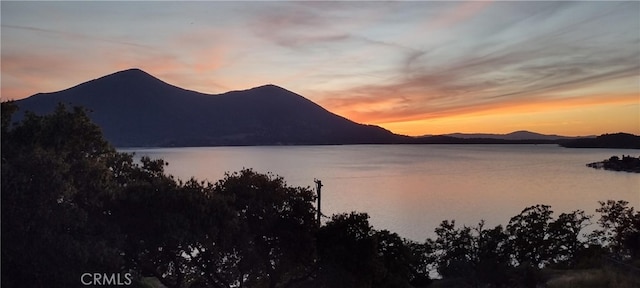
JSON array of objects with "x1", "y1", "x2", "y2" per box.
[{"x1": 2, "y1": 1, "x2": 639, "y2": 136}]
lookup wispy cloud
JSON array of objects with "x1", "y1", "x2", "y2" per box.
[
  {"x1": 2, "y1": 24, "x2": 153, "y2": 49},
  {"x1": 316, "y1": 1, "x2": 640, "y2": 127}
]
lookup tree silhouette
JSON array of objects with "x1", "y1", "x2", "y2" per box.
[
  {"x1": 507, "y1": 205, "x2": 554, "y2": 268},
  {"x1": 315, "y1": 212, "x2": 380, "y2": 287},
  {"x1": 591, "y1": 200, "x2": 640, "y2": 259},
  {"x1": 1, "y1": 103, "x2": 123, "y2": 287},
  {"x1": 201, "y1": 169, "x2": 318, "y2": 288},
  {"x1": 429, "y1": 220, "x2": 512, "y2": 286},
  {"x1": 547, "y1": 210, "x2": 592, "y2": 267}
]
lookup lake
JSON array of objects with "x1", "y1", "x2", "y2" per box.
[{"x1": 121, "y1": 144, "x2": 639, "y2": 241}]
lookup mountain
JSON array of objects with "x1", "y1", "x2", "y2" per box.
[
  {"x1": 442, "y1": 131, "x2": 583, "y2": 141},
  {"x1": 412, "y1": 130, "x2": 588, "y2": 144},
  {"x1": 13, "y1": 69, "x2": 409, "y2": 147}
]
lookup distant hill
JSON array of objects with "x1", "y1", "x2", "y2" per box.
[
  {"x1": 560, "y1": 133, "x2": 640, "y2": 149},
  {"x1": 412, "y1": 130, "x2": 587, "y2": 144},
  {"x1": 413, "y1": 135, "x2": 561, "y2": 145},
  {"x1": 443, "y1": 131, "x2": 584, "y2": 141},
  {"x1": 13, "y1": 69, "x2": 409, "y2": 147}
]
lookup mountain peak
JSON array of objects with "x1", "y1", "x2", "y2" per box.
[
  {"x1": 74, "y1": 68, "x2": 188, "y2": 96},
  {"x1": 115, "y1": 67, "x2": 146, "y2": 74},
  {"x1": 506, "y1": 130, "x2": 539, "y2": 136},
  {"x1": 98, "y1": 68, "x2": 157, "y2": 82},
  {"x1": 250, "y1": 84, "x2": 290, "y2": 92}
]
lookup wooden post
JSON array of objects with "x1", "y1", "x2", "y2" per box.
[{"x1": 314, "y1": 179, "x2": 323, "y2": 226}]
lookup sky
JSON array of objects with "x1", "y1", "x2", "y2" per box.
[{"x1": 2, "y1": 1, "x2": 639, "y2": 136}]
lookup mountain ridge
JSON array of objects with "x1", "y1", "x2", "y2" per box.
[
  {"x1": 12, "y1": 68, "x2": 622, "y2": 147},
  {"x1": 438, "y1": 130, "x2": 591, "y2": 141}
]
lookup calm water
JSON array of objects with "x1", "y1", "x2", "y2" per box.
[{"x1": 121, "y1": 145, "x2": 640, "y2": 241}]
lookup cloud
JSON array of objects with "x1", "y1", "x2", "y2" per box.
[
  {"x1": 423, "y1": 0, "x2": 493, "y2": 30},
  {"x1": 246, "y1": 1, "x2": 399, "y2": 50},
  {"x1": 1, "y1": 24, "x2": 153, "y2": 49},
  {"x1": 247, "y1": 3, "x2": 347, "y2": 49},
  {"x1": 315, "y1": 2, "x2": 640, "y2": 126},
  {"x1": 320, "y1": 45, "x2": 639, "y2": 124}
]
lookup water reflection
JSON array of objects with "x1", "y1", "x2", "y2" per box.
[{"x1": 122, "y1": 145, "x2": 640, "y2": 241}]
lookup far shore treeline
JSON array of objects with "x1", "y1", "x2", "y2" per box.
[{"x1": 2, "y1": 102, "x2": 639, "y2": 288}]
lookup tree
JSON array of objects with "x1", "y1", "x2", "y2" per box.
[
  {"x1": 591, "y1": 200, "x2": 640, "y2": 259},
  {"x1": 474, "y1": 223, "x2": 512, "y2": 286},
  {"x1": 506, "y1": 205, "x2": 554, "y2": 268},
  {"x1": 194, "y1": 169, "x2": 318, "y2": 288},
  {"x1": 2, "y1": 103, "x2": 124, "y2": 287},
  {"x1": 109, "y1": 156, "x2": 213, "y2": 288},
  {"x1": 374, "y1": 230, "x2": 427, "y2": 288},
  {"x1": 315, "y1": 212, "x2": 381, "y2": 287},
  {"x1": 2, "y1": 102, "x2": 219, "y2": 288},
  {"x1": 405, "y1": 240, "x2": 433, "y2": 288},
  {"x1": 313, "y1": 212, "x2": 431, "y2": 288},
  {"x1": 429, "y1": 220, "x2": 511, "y2": 287},
  {"x1": 547, "y1": 210, "x2": 592, "y2": 267},
  {"x1": 504, "y1": 205, "x2": 595, "y2": 287},
  {"x1": 2, "y1": 102, "x2": 324, "y2": 288},
  {"x1": 430, "y1": 220, "x2": 475, "y2": 279}
]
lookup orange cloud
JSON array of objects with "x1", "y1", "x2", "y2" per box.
[{"x1": 325, "y1": 89, "x2": 638, "y2": 124}]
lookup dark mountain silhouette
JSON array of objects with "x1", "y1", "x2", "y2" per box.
[
  {"x1": 429, "y1": 131, "x2": 585, "y2": 141},
  {"x1": 412, "y1": 130, "x2": 589, "y2": 144},
  {"x1": 13, "y1": 69, "x2": 409, "y2": 147},
  {"x1": 413, "y1": 135, "x2": 561, "y2": 145}
]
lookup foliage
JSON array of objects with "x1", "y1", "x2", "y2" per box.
[
  {"x1": 428, "y1": 220, "x2": 512, "y2": 287},
  {"x1": 1, "y1": 103, "x2": 321, "y2": 288},
  {"x1": 505, "y1": 205, "x2": 592, "y2": 269},
  {"x1": 315, "y1": 212, "x2": 379, "y2": 287},
  {"x1": 110, "y1": 156, "x2": 208, "y2": 288},
  {"x1": 196, "y1": 169, "x2": 318, "y2": 288},
  {"x1": 591, "y1": 200, "x2": 640, "y2": 259},
  {"x1": 547, "y1": 210, "x2": 592, "y2": 267},
  {"x1": 315, "y1": 212, "x2": 430, "y2": 288},
  {"x1": 506, "y1": 204, "x2": 555, "y2": 268},
  {"x1": 426, "y1": 205, "x2": 594, "y2": 287},
  {"x1": 2, "y1": 102, "x2": 122, "y2": 287}
]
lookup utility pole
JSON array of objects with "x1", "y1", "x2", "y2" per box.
[{"x1": 314, "y1": 179, "x2": 323, "y2": 226}]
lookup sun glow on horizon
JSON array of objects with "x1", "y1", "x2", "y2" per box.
[{"x1": 362, "y1": 93, "x2": 640, "y2": 137}]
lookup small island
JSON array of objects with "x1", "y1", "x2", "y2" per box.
[{"x1": 587, "y1": 155, "x2": 640, "y2": 173}]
